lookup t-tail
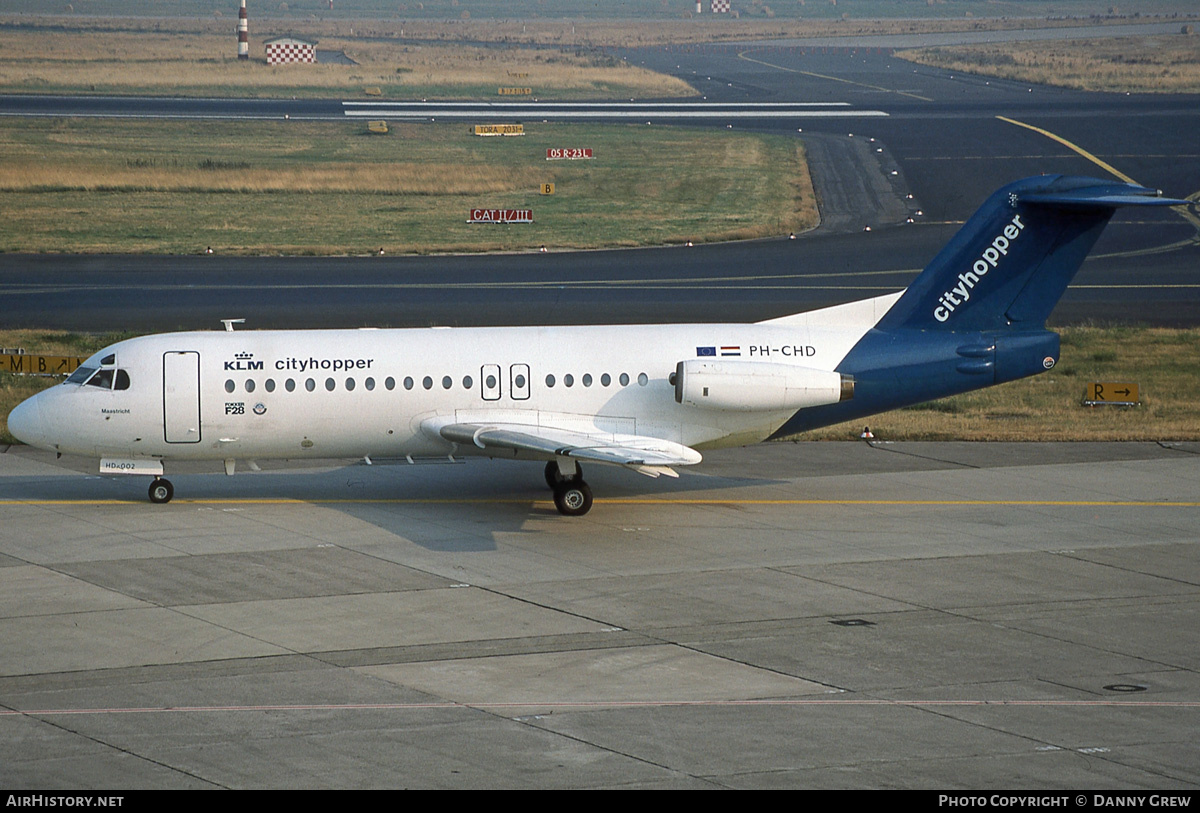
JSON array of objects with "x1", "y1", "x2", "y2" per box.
[{"x1": 775, "y1": 175, "x2": 1186, "y2": 436}]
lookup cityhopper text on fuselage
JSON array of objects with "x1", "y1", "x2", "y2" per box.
[{"x1": 7, "y1": 176, "x2": 1185, "y2": 515}]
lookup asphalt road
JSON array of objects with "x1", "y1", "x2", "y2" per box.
[{"x1": 1, "y1": 30, "x2": 1198, "y2": 330}]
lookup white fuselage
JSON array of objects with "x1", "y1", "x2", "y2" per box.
[{"x1": 17, "y1": 319, "x2": 874, "y2": 464}]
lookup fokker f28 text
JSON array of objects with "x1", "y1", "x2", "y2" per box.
[{"x1": 8, "y1": 176, "x2": 1185, "y2": 515}]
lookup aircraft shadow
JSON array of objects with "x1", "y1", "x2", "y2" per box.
[{"x1": 0, "y1": 451, "x2": 789, "y2": 552}]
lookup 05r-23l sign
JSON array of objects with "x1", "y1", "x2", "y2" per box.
[{"x1": 546, "y1": 148, "x2": 593, "y2": 160}]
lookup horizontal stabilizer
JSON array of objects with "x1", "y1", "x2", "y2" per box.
[{"x1": 1020, "y1": 179, "x2": 1188, "y2": 209}]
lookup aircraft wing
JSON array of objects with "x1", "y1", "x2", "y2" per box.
[{"x1": 433, "y1": 421, "x2": 702, "y2": 478}]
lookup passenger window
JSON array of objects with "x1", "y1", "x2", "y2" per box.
[
  {"x1": 265, "y1": 379, "x2": 276, "y2": 393},
  {"x1": 403, "y1": 377, "x2": 412, "y2": 390},
  {"x1": 601, "y1": 373, "x2": 611, "y2": 387},
  {"x1": 114, "y1": 370, "x2": 131, "y2": 391},
  {"x1": 546, "y1": 374, "x2": 555, "y2": 387},
  {"x1": 582, "y1": 374, "x2": 592, "y2": 387},
  {"x1": 345, "y1": 377, "x2": 355, "y2": 392},
  {"x1": 463, "y1": 375, "x2": 473, "y2": 389},
  {"x1": 305, "y1": 378, "x2": 315, "y2": 392},
  {"x1": 365, "y1": 377, "x2": 375, "y2": 391},
  {"x1": 442, "y1": 376, "x2": 452, "y2": 390},
  {"x1": 638, "y1": 373, "x2": 649, "y2": 386},
  {"x1": 286, "y1": 378, "x2": 296, "y2": 392},
  {"x1": 325, "y1": 378, "x2": 335, "y2": 392},
  {"x1": 245, "y1": 379, "x2": 256, "y2": 393},
  {"x1": 386, "y1": 377, "x2": 396, "y2": 391},
  {"x1": 620, "y1": 373, "x2": 630, "y2": 386},
  {"x1": 564, "y1": 374, "x2": 574, "y2": 388},
  {"x1": 225, "y1": 379, "x2": 236, "y2": 394},
  {"x1": 423, "y1": 376, "x2": 433, "y2": 390}
]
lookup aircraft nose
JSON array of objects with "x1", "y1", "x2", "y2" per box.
[{"x1": 7, "y1": 395, "x2": 47, "y2": 449}]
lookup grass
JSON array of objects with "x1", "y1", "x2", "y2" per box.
[
  {"x1": 0, "y1": 117, "x2": 817, "y2": 254},
  {"x1": 801, "y1": 326, "x2": 1200, "y2": 442},
  {"x1": 0, "y1": 27, "x2": 694, "y2": 99},
  {"x1": 5, "y1": 326, "x2": 1198, "y2": 446},
  {"x1": 897, "y1": 34, "x2": 1200, "y2": 94}
]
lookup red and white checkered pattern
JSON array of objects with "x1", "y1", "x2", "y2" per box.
[
  {"x1": 711, "y1": 0, "x2": 730, "y2": 12},
  {"x1": 266, "y1": 41, "x2": 316, "y2": 65}
]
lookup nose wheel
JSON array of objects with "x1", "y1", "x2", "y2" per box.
[
  {"x1": 545, "y1": 461, "x2": 593, "y2": 516},
  {"x1": 148, "y1": 477, "x2": 174, "y2": 504}
]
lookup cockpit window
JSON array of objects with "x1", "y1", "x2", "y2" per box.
[
  {"x1": 86, "y1": 369, "x2": 115, "y2": 389},
  {"x1": 100, "y1": 354, "x2": 116, "y2": 366},
  {"x1": 68, "y1": 366, "x2": 131, "y2": 390},
  {"x1": 67, "y1": 366, "x2": 97, "y2": 384}
]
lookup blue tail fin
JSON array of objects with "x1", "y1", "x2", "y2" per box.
[{"x1": 875, "y1": 175, "x2": 1185, "y2": 331}]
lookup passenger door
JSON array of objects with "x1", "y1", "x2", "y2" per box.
[{"x1": 163, "y1": 351, "x2": 201, "y2": 443}]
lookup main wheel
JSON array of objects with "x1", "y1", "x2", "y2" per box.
[
  {"x1": 545, "y1": 460, "x2": 583, "y2": 490},
  {"x1": 148, "y1": 478, "x2": 174, "y2": 504},
  {"x1": 553, "y1": 481, "x2": 593, "y2": 516}
]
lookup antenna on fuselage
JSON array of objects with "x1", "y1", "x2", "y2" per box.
[{"x1": 221, "y1": 318, "x2": 246, "y2": 332}]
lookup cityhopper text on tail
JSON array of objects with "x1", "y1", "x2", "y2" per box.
[{"x1": 8, "y1": 176, "x2": 1186, "y2": 515}]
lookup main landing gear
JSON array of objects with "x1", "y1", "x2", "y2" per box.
[
  {"x1": 545, "y1": 461, "x2": 593, "y2": 517},
  {"x1": 148, "y1": 477, "x2": 174, "y2": 504}
]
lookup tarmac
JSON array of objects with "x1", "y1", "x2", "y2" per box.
[{"x1": 1, "y1": 440, "x2": 1197, "y2": 789}]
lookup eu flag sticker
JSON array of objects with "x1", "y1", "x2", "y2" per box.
[{"x1": 696, "y1": 346, "x2": 716, "y2": 357}]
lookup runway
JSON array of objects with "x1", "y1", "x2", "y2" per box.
[
  {"x1": 1, "y1": 38, "x2": 1198, "y2": 329},
  {"x1": 1, "y1": 440, "x2": 1197, "y2": 788}
]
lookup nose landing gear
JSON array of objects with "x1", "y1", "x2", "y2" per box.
[{"x1": 545, "y1": 461, "x2": 593, "y2": 516}]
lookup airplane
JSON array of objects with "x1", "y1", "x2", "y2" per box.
[{"x1": 7, "y1": 175, "x2": 1186, "y2": 515}]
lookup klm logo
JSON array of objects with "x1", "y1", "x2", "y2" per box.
[{"x1": 225, "y1": 351, "x2": 264, "y2": 371}]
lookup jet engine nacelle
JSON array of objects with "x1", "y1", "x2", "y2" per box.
[{"x1": 674, "y1": 359, "x2": 853, "y2": 412}]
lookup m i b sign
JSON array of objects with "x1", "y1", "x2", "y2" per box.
[{"x1": 3, "y1": 354, "x2": 85, "y2": 376}]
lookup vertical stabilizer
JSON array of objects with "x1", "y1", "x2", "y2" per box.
[{"x1": 875, "y1": 176, "x2": 1183, "y2": 332}]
